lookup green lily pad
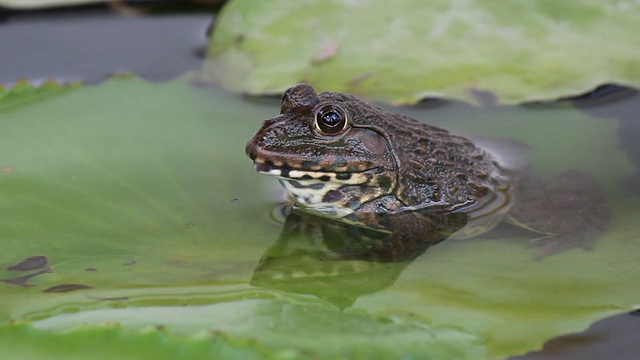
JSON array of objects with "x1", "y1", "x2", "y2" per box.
[
  {"x1": 0, "y1": 76, "x2": 638, "y2": 359},
  {"x1": 204, "y1": 0, "x2": 640, "y2": 104},
  {"x1": 0, "y1": 79, "x2": 81, "y2": 112}
]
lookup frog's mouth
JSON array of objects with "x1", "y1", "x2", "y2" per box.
[{"x1": 253, "y1": 159, "x2": 377, "y2": 186}]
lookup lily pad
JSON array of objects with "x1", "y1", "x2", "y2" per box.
[
  {"x1": 0, "y1": 79, "x2": 81, "y2": 112},
  {"x1": 0, "y1": 76, "x2": 639, "y2": 359},
  {"x1": 204, "y1": 0, "x2": 640, "y2": 104}
]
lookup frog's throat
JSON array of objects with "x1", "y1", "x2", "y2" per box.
[
  {"x1": 278, "y1": 177, "x2": 386, "y2": 219},
  {"x1": 254, "y1": 164, "x2": 385, "y2": 219}
]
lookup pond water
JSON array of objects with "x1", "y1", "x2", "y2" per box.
[{"x1": 0, "y1": 5, "x2": 638, "y2": 360}]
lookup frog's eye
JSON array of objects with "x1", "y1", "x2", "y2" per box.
[{"x1": 315, "y1": 105, "x2": 348, "y2": 135}]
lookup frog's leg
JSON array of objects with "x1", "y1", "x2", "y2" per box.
[{"x1": 506, "y1": 171, "x2": 610, "y2": 258}]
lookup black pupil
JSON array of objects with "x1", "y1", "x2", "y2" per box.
[{"x1": 322, "y1": 111, "x2": 342, "y2": 127}]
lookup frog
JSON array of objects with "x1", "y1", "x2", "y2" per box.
[{"x1": 245, "y1": 83, "x2": 610, "y2": 260}]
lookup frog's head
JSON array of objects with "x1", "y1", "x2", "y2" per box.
[{"x1": 246, "y1": 83, "x2": 397, "y2": 218}]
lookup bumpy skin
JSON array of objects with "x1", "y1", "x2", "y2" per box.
[
  {"x1": 246, "y1": 84, "x2": 511, "y2": 216},
  {"x1": 246, "y1": 83, "x2": 609, "y2": 259}
]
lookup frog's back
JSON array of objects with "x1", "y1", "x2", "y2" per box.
[
  {"x1": 368, "y1": 111, "x2": 518, "y2": 237},
  {"x1": 321, "y1": 91, "x2": 514, "y2": 213}
]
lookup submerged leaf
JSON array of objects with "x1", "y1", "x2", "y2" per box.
[{"x1": 204, "y1": 0, "x2": 640, "y2": 104}]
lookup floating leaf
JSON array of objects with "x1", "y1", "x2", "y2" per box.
[
  {"x1": 0, "y1": 76, "x2": 638, "y2": 359},
  {"x1": 204, "y1": 0, "x2": 640, "y2": 104}
]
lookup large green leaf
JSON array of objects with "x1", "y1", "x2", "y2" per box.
[
  {"x1": 0, "y1": 79, "x2": 81, "y2": 112},
  {"x1": 204, "y1": 0, "x2": 640, "y2": 104},
  {"x1": 0, "y1": 76, "x2": 638, "y2": 359}
]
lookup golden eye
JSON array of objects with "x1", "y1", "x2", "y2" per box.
[{"x1": 315, "y1": 105, "x2": 348, "y2": 134}]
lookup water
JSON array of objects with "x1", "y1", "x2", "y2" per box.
[
  {"x1": 0, "y1": 6, "x2": 638, "y2": 360},
  {"x1": 0, "y1": 6, "x2": 212, "y2": 84}
]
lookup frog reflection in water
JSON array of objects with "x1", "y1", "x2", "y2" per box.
[{"x1": 245, "y1": 83, "x2": 610, "y2": 261}]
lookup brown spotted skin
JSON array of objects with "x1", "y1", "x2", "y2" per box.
[
  {"x1": 246, "y1": 84, "x2": 504, "y2": 209},
  {"x1": 246, "y1": 83, "x2": 609, "y2": 258}
]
